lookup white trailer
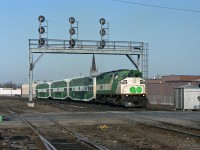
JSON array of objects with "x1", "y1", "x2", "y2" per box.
[{"x1": 175, "y1": 85, "x2": 200, "y2": 110}]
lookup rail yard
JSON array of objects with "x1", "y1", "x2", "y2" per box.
[
  {"x1": 0, "y1": 97, "x2": 200, "y2": 150},
  {"x1": 1, "y1": 1, "x2": 200, "y2": 150}
]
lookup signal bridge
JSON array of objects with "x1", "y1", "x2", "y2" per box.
[
  {"x1": 28, "y1": 39, "x2": 148, "y2": 107},
  {"x1": 30, "y1": 39, "x2": 143, "y2": 54}
]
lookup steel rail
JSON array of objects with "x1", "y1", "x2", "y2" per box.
[
  {"x1": 139, "y1": 112, "x2": 200, "y2": 124},
  {"x1": 112, "y1": 115, "x2": 200, "y2": 138},
  {"x1": 135, "y1": 116, "x2": 200, "y2": 130},
  {"x1": 9, "y1": 108, "x2": 109, "y2": 150},
  {"x1": 32, "y1": 112, "x2": 109, "y2": 150},
  {"x1": 6, "y1": 109, "x2": 57, "y2": 150},
  {"x1": 131, "y1": 111, "x2": 200, "y2": 130}
]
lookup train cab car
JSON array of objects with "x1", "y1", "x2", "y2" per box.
[
  {"x1": 36, "y1": 82, "x2": 51, "y2": 99},
  {"x1": 50, "y1": 79, "x2": 69, "y2": 100},
  {"x1": 68, "y1": 77, "x2": 94, "y2": 101}
]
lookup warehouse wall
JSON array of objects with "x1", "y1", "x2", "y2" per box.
[
  {"x1": 21, "y1": 83, "x2": 37, "y2": 97},
  {"x1": 147, "y1": 75, "x2": 200, "y2": 106}
]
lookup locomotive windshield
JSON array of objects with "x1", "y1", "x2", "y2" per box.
[
  {"x1": 128, "y1": 71, "x2": 142, "y2": 78},
  {"x1": 134, "y1": 73, "x2": 142, "y2": 77},
  {"x1": 118, "y1": 70, "x2": 143, "y2": 80}
]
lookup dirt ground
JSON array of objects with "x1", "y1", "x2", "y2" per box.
[
  {"x1": 72, "y1": 123, "x2": 200, "y2": 150},
  {"x1": 0, "y1": 97, "x2": 200, "y2": 150}
]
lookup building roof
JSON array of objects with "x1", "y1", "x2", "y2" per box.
[
  {"x1": 176, "y1": 84, "x2": 200, "y2": 89},
  {"x1": 147, "y1": 75, "x2": 200, "y2": 83},
  {"x1": 162, "y1": 75, "x2": 200, "y2": 82}
]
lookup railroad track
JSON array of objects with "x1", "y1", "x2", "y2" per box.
[
  {"x1": 144, "y1": 112, "x2": 200, "y2": 124},
  {"x1": 0, "y1": 96, "x2": 150, "y2": 112},
  {"x1": 6, "y1": 108, "x2": 109, "y2": 150},
  {"x1": 111, "y1": 114, "x2": 200, "y2": 138},
  {"x1": 6, "y1": 109, "x2": 56, "y2": 150}
]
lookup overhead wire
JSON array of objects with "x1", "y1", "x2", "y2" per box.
[{"x1": 112, "y1": 0, "x2": 200, "y2": 13}]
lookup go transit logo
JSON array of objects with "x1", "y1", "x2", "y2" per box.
[{"x1": 129, "y1": 86, "x2": 142, "y2": 93}]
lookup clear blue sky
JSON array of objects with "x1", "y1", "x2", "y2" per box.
[{"x1": 0, "y1": 0, "x2": 200, "y2": 84}]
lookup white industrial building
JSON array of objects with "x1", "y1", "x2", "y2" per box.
[
  {"x1": 0, "y1": 88, "x2": 21, "y2": 96},
  {"x1": 175, "y1": 85, "x2": 200, "y2": 110},
  {"x1": 22, "y1": 83, "x2": 38, "y2": 97}
]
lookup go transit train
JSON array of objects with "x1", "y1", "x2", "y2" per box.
[{"x1": 36, "y1": 69, "x2": 147, "y2": 107}]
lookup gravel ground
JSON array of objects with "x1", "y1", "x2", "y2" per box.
[
  {"x1": 72, "y1": 123, "x2": 200, "y2": 150},
  {"x1": 0, "y1": 97, "x2": 200, "y2": 150}
]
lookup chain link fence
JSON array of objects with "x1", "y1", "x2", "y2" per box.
[{"x1": 148, "y1": 94, "x2": 174, "y2": 106}]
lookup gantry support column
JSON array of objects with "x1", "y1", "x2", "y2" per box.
[{"x1": 28, "y1": 41, "x2": 34, "y2": 107}]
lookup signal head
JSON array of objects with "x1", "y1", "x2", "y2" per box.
[
  {"x1": 69, "y1": 17, "x2": 75, "y2": 24},
  {"x1": 38, "y1": 38, "x2": 45, "y2": 46},
  {"x1": 38, "y1": 27, "x2": 45, "y2": 34},
  {"x1": 99, "y1": 18, "x2": 106, "y2": 25},
  {"x1": 69, "y1": 39, "x2": 75, "y2": 48},
  {"x1": 38, "y1": 15, "x2": 45, "y2": 22},
  {"x1": 100, "y1": 29, "x2": 106, "y2": 36},
  {"x1": 69, "y1": 28, "x2": 75, "y2": 35},
  {"x1": 100, "y1": 40, "x2": 106, "y2": 49}
]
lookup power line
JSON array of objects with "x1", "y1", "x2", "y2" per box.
[{"x1": 112, "y1": 0, "x2": 200, "y2": 13}]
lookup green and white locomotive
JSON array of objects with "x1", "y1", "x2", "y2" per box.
[
  {"x1": 95, "y1": 69, "x2": 146, "y2": 107},
  {"x1": 36, "y1": 69, "x2": 147, "y2": 107}
]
